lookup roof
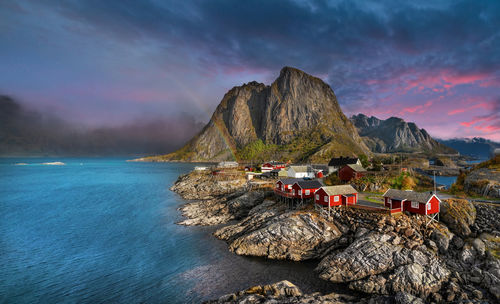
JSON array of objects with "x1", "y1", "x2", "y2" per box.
[
  {"x1": 295, "y1": 180, "x2": 324, "y2": 189},
  {"x1": 311, "y1": 164, "x2": 329, "y2": 172},
  {"x1": 383, "y1": 189, "x2": 438, "y2": 204},
  {"x1": 320, "y1": 185, "x2": 357, "y2": 196},
  {"x1": 346, "y1": 164, "x2": 366, "y2": 172},
  {"x1": 328, "y1": 157, "x2": 359, "y2": 166},
  {"x1": 289, "y1": 165, "x2": 313, "y2": 173},
  {"x1": 263, "y1": 161, "x2": 286, "y2": 166},
  {"x1": 278, "y1": 178, "x2": 303, "y2": 185}
]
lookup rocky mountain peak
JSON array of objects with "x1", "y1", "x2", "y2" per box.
[
  {"x1": 156, "y1": 67, "x2": 369, "y2": 162},
  {"x1": 351, "y1": 114, "x2": 455, "y2": 154}
]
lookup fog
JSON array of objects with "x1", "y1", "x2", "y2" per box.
[{"x1": 0, "y1": 95, "x2": 204, "y2": 157}]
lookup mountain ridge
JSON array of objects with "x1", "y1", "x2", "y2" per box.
[{"x1": 350, "y1": 113, "x2": 455, "y2": 154}]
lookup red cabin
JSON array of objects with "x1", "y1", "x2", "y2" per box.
[
  {"x1": 291, "y1": 180, "x2": 324, "y2": 199},
  {"x1": 383, "y1": 189, "x2": 441, "y2": 220},
  {"x1": 262, "y1": 161, "x2": 286, "y2": 172},
  {"x1": 314, "y1": 185, "x2": 358, "y2": 207},
  {"x1": 275, "y1": 178, "x2": 301, "y2": 195},
  {"x1": 338, "y1": 164, "x2": 366, "y2": 181}
]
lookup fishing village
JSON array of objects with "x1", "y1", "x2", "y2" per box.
[{"x1": 171, "y1": 153, "x2": 500, "y2": 303}]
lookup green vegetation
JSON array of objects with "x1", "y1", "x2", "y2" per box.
[
  {"x1": 359, "y1": 154, "x2": 370, "y2": 168},
  {"x1": 324, "y1": 173, "x2": 342, "y2": 186},
  {"x1": 391, "y1": 172, "x2": 417, "y2": 190},
  {"x1": 236, "y1": 139, "x2": 277, "y2": 161},
  {"x1": 475, "y1": 154, "x2": 500, "y2": 170}
]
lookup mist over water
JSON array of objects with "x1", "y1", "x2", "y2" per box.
[
  {"x1": 0, "y1": 95, "x2": 204, "y2": 156},
  {"x1": 0, "y1": 159, "x2": 339, "y2": 303}
]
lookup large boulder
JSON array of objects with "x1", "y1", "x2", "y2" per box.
[{"x1": 440, "y1": 199, "x2": 476, "y2": 237}]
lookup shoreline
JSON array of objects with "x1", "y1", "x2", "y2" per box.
[{"x1": 172, "y1": 169, "x2": 500, "y2": 303}]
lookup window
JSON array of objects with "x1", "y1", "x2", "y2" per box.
[
  {"x1": 316, "y1": 194, "x2": 319, "y2": 200},
  {"x1": 427, "y1": 203, "x2": 431, "y2": 210},
  {"x1": 334, "y1": 196, "x2": 339, "y2": 202},
  {"x1": 305, "y1": 190, "x2": 310, "y2": 195},
  {"x1": 411, "y1": 201, "x2": 419, "y2": 209},
  {"x1": 324, "y1": 196, "x2": 328, "y2": 203}
]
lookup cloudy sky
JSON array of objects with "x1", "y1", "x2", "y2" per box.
[{"x1": 1, "y1": 0, "x2": 499, "y2": 141}]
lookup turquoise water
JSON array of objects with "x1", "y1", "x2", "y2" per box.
[{"x1": 0, "y1": 158, "x2": 335, "y2": 303}]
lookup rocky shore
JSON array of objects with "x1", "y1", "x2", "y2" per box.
[{"x1": 172, "y1": 170, "x2": 500, "y2": 303}]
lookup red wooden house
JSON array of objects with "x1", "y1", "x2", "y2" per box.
[
  {"x1": 314, "y1": 185, "x2": 358, "y2": 207},
  {"x1": 383, "y1": 189, "x2": 441, "y2": 223},
  {"x1": 275, "y1": 178, "x2": 301, "y2": 195},
  {"x1": 338, "y1": 164, "x2": 366, "y2": 181},
  {"x1": 262, "y1": 161, "x2": 286, "y2": 172},
  {"x1": 291, "y1": 180, "x2": 324, "y2": 199}
]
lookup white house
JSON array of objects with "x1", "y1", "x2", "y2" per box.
[
  {"x1": 287, "y1": 165, "x2": 315, "y2": 178},
  {"x1": 218, "y1": 161, "x2": 239, "y2": 168}
]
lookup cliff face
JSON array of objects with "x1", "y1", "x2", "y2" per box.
[
  {"x1": 351, "y1": 114, "x2": 455, "y2": 154},
  {"x1": 158, "y1": 67, "x2": 369, "y2": 162}
]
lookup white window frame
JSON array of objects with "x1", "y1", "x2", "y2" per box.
[
  {"x1": 305, "y1": 190, "x2": 310, "y2": 195},
  {"x1": 411, "y1": 201, "x2": 419, "y2": 209},
  {"x1": 334, "y1": 196, "x2": 339, "y2": 202},
  {"x1": 324, "y1": 196, "x2": 328, "y2": 203},
  {"x1": 316, "y1": 194, "x2": 319, "y2": 200},
  {"x1": 427, "y1": 203, "x2": 431, "y2": 210}
]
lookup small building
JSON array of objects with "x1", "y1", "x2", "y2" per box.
[
  {"x1": 194, "y1": 166, "x2": 208, "y2": 171},
  {"x1": 383, "y1": 189, "x2": 441, "y2": 223},
  {"x1": 278, "y1": 169, "x2": 288, "y2": 177},
  {"x1": 270, "y1": 169, "x2": 281, "y2": 177},
  {"x1": 287, "y1": 165, "x2": 315, "y2": 178},
  {"x1": 328, "y1": 156, "x2": 361, "y2": 173},
  {"x1": 314, "y1": 185, "x2": 358, "y2": 207},
  {"x1": 218, "y1": 161, "x2": 239, "y2": 168},
  {"x1": 291, "y1": 180, "x2": 324, "y2": 199},
  {"x1": 275, "y1": 178, "x2": 301, "y2": 194},
  {"x1": 262, "y1": 161, "x2": 286, "y2": 172},
  {"x1": 339, "y1": 164, "x2": 366, "y2": 181}
]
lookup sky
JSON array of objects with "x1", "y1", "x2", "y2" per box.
[{"x1": 0, "y1": 0, "x2": 499, "y2": 141}]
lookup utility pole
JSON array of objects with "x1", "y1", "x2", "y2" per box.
[{"x1": 433, "y1": 170, "x2": 436, "y2": 194}]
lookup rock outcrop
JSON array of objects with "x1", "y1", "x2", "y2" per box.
[
  {"x1": 178, "y1": 191, "x2": 265, "y2": 226},
  {"x1": 170, "y1": 170, "x2": 247, "y2": 200},
  {"x1": 350, "y1": 114, "x2": 455, "y2": 153},
  {"x1": 317, "y1": 233, "x2": 450, "y2": 298},
  {"x1": 440, "y1": 199, "x2": 476, "y2": 237},
  {"x1": 215, "y1": 201, "x2": 342, "y2": 261},
  {"x1": 205, "y1": 280, "x2": 424, "y2": 304},
  {"x1": 146, "y1": 67, "x2": 369, "y2": 162}
]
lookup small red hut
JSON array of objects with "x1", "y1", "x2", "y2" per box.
[
  {"x1": 338, "y1": 164, "x2": 366, "y2": 181},
  {"x1": 291, "y1": 180, "x2": 324, "y2": 199},
  {"x1": 314, "y1": 185, "x2": 358, "y2": 207},
  {"x1": 383, "y1": 189, "x2": 441, "y2": 223}
]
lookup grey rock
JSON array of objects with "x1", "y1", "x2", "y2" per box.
[
  {"x1": 214, "y1": 202, "x2": 342, "y2": 261},
  {"x1": 471, "y1": 238, "x2": 486, "y2": 257},
  {"x1": 431, "y1": 228, "x2": 453, "y2": 254}
]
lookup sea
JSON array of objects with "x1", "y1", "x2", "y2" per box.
[{"x1": 0, "y1": 158, "x2": 337, "y2": 303}]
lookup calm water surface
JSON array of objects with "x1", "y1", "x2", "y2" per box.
[{"x1": 0, "y1": 158, "x2": 336, "y2": 303}]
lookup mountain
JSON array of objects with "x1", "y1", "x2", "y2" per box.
[
  {"x1": 436, "y1": 137, "x2": 500, "y2": 159},
  {"x1": 350, "y1": 114, "x2": 455, "y2": 154},
  {"x1": 150, "y1": 67, "x2": 370, "y2": 162}
]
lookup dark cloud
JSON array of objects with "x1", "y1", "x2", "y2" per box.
[{"x1": 0, "y1": 0, "x2": 499, "y2": 140}]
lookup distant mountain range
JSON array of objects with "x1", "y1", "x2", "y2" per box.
[
  {"x1": 350, "y1": 114, "x2": 456, "y2": 154},
  {"x1": 149, "y1": 67, "x2": 370, "y2": 162},
  {"x1": 436, "y1": 137, "x2": 500, "y2": 159}
]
